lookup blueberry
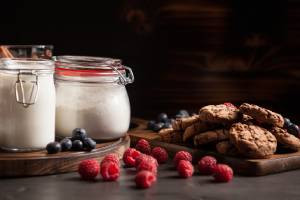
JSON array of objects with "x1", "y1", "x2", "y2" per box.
[
  {"x1": 147, "y1": 120, "x2": 156, "y2": 130},
  {"x1": 179, "y1": 109, "x2": 189, "y2": 117},
  {"x1": 163, "y1": 122, "x2": 172, "y2": 129},
  {"x1": 157, "y1": 113, "x2": 168, "y2": 123},
  {"x1": 46, "y1": 142, "x2": 61, "y2": 154},
  {"x1": 72, "y1": 128, "x2": 87, "y2": 141},
  {"x1": 284, "y1": 118, "x2": 292, "y2": 128},
  {"x1": 287, "y1": 124, "x2": 300, "y2": 136},
  {"x1": 72, "y1": 140, "x2": 83, "y2": 151},
  {"x1": 166, "y1": 118, "x2": 175, "y2": 124},
  {"x1": 153, "y1": 122, "x2": 164, "y2": 132},
  {"x1": 175, "y1": 114, "x2": 184, "y2": 119},
  {"x1": 60, "y1": 138, "x2": 72, "y2": 151},
  {"x1": 83, "y1": 138, "x2": 97, "y2": 151}
]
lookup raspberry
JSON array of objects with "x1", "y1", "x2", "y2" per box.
[
  {"x1": 177, "y1": 160, "x2": 194, "y2": 178},
  {"x1": 135, "y1": 154, "x2": 149, "y2": 167},
  {"x1": 135, "y1": 139, "x2": 151, "y2": 155},
  {"x1": 151, "y1": 147, "x2": 168, "y2": 164},
  {"x1": 213, "y1": 164, "x2": 233, "y2": 182},
  {"x1": 78, "y1": 159, "x2": 100, "y2": 180},
  {"x1": 198, "y1": 156, "x2": 217, "y2": 175},
  {"x1": 135, "y1": 170, "x2": 157, "y2": 189},
  {"x1": 100, "y1": 161, "x2": 120, "y2": 181},
  {"x1": 135, "y1": 154, "x2": 158, "y2": 168},
  {"x1": 101, "y1": 153, "x2": 120, "y2": 166},
  {"x1": 136, "y1": 159, "x2": 158, "y2": 174},
  {"x1": 224, "y1": 102, "x2": 237, "y2": 109},
  {"x1": 123, "y1": 148, "x2": 141, "y2": 167},
  {"x1": 173, "y1": 151, "x2": 192, "y2": 167}
]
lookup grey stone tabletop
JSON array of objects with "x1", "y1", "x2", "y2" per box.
[{"x1": 1, "y1": 163, "x2": 300, "y2": 200}]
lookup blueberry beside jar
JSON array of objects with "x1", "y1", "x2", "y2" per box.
[{"x1": 46, "y1": 128, "x2": 97, "y2": 154}]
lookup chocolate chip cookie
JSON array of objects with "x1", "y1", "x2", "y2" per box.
[
  {"x1": 183, "y1": 120, "x2": 217, "y2": 142},
  {"x1": 216, "y1": 141, "x2": 239, "y2": 156},
  {"x1": 172, "y1": 115, "x2": 199, "y2": 131},
  {"x1": 158, "y1": 128, "x2": 182, "y2": 144},
  {"x1": 270, "y1": 127, "x2": 300, "y2": 151},
  {"x1": 229, "y1": 123, "x2": 277, "y2": 159},
  {"x1": 194, "y1": 129, "x2": 229, "y2": 146},
  {"x1": 239, "y1": 103, "x2": 284, "y2": 127},
  {"x1": 199, "y1": 104, "x2": 241, "y2": 124},
  {"x1": 241, "y1": 114, "x2": 255, "y2": 125}
]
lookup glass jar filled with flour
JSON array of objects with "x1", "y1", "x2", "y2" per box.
[
  {"x1": 54, "y1": 56, "x2": 134, "y2": 140},
  {"x1": 0, "y1": 58, "x2": 55, "y2": 151}
]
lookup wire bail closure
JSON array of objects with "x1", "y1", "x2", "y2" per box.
[
  {"x1": 110, "y1": 65, "x2": 134, "y2": 85},
  {"x1": 15, "y1": 70, "x2": 39, "y2": 108}
]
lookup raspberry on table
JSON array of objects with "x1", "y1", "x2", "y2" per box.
[
  {"x1": 151, "y1": 147, "x2": 168, "y2": 164},
  {"x1": 198, "y1": 156, "x2": 217, "y2": 175},
  {"x1": 213, "y1": 164, "x2": 233, "y2": 182},
  {"x1": 78, "y1": 159, "x2": 100, "y2": 180},
  {"x1": 135, "y1": 139, "x2": 151, "y2": 155},
  {"x1": 135, "y1": 170, "x2": 157, "y2": 189},
  {"x1": 123, "y1": 148, "x2": 141, "y2": 167},
  {"x1": 135, "y1": 154, "x2": 158, "y2": 168},
  {"x1": 100, "y1": 161, "x2": 120, "y2": 181},
  {"x1": 177, "y1": 160, "x2": 194, "y2": 178},
  {"x1": 173, "y1": 151, "x2": 192, "y2": 167},
  {"x1": 135, "y1": 154, "x2": 149, "y2": 167},
  {"x1": 101, "y1": 153, "x2": 120, "y2": 166},
  {"x1": 136, "y1": 159, "x2": 158, "y2": 174},
  {"x1": 224, "y1": 102, "x2": 237, "y2": 109}
]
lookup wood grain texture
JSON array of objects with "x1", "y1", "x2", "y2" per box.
[
  {"x1": 0, "y1": 135, "x2": 130, "y2": 177},
  {"x1": 129, "y1": 118, "x2": 300, "y2": 176},
  {"x1": 121, "y1": 0, "x2": 300, "y2": 122}
]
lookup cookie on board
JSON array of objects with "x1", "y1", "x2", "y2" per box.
[{"x1": 229, "y1": 123, "x2": 277, "y2": 159}]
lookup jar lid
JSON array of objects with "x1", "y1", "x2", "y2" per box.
[
  {"x1": 55, "y1": 56, "x2": 125, "y2": 76},
  {"x1": 55, "y1": 56, "x2": 134, "y2": 85},
  {"x1": 0, "y1": 58, "x2": 54, "y2": 71}
]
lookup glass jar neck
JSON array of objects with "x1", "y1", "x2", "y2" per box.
[
  {"x1": 0, "y1": 58, "x2": 54, "y2": 71},
  {"x1": 55, "y1": 73, "x2": 121, "y2": 84},
  {"x1": 54, "y1": 55, "x2": 122, "y2": 70},
  {"x1": 54, "y1": 56, "x2": 134, "y2": 85}
]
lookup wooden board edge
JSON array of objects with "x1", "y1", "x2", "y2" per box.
[
  {"x1": 131, "y1": 138, "x2": 300, "y2": 176},
  {"x1": 0, "y1": 136, "x2": 130, "y2": 177}
]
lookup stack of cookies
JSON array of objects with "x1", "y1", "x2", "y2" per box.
[{"x1": 158, "y1": 103, "x2": 300, "y2": 159}]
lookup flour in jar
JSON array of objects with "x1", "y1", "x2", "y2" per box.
[
  {"x1": 55, "y1": 81, "x2": 130, "y2": 140},
  {"x1": 0, "y1": 71, "x2": 55, "y2": 150}
]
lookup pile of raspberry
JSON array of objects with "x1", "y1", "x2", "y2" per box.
[
  {"x1": 77, "y1": 139, "x2": 168, "y2": 188},
  {"x1": 77, "y1": 139, "x2": 233, "y2": 189},
  {"x1": 78, "y1": 153, "x2": 120, "y2": 181},
  {"x1": 124, "y1": 139, "x2": 169, "y2": 189},
  {"x1": 174, "y1": 151, "x2": 233, "y2": 182}
]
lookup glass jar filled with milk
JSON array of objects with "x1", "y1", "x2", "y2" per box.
[
  {"x1": 0, "y1": 58, "x2": 55, "y2": 151},
  {"x1": 54, "y1": 56, "x2": 134, "y2": 141}
]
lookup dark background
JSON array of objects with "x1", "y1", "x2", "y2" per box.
[{"x1": 1, "y1": 0, "x2": 299, "y2": 120}]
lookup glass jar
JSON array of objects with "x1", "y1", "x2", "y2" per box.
[
  {"x1": 0, "y1": 45, "x2": 53, "y2": 59},
  {"x1": 54, "y1": 56, "x2": 134, "y2": 140},
  {"x1": 0, "y1": 58, "x2": 56, "y2": 152}
]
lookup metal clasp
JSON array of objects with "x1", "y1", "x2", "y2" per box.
[
  {"x1": 15, "y1": 70, "x2": 39, "y2": 108},
  {"x1": 110, "y1": 65, "x2": 134, "y2": 85}
]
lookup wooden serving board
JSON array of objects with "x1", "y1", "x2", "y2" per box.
[
  {"x1": 129, "y1": 118, "x2": 300, "y2": 176},
  {"x1": 0, "y1": 135, "x2": 130, "y2": 177}
]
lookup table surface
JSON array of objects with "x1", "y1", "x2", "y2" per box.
[{"x1": 1, "y1": 162, "x2": 300, "y2": 200}]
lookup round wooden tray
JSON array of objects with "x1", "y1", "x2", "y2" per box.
[{"x1": 0, "y1": 135, "x2": 130, "y2": 177}]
